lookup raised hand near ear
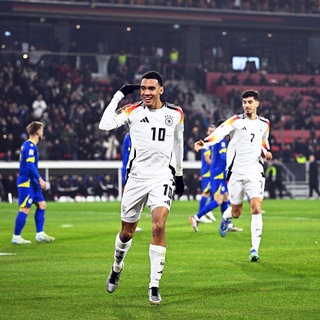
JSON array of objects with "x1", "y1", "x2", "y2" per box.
[{"x1": 119, "y1": 84, "x2": 141, "y2": 96}]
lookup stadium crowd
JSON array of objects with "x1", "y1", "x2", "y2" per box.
[
  {"x1": 0, "y1": 59, "x2": 200, "y2": 162},
  {"x1": 1, "y1": 53, "x2": 320, "y2": 201},
  {"x1": 1, "y1": 57, "x2": 320, "y2": 162},
  {"x1": 98, "y1": 0, "x2": 320, "y2": 14}
]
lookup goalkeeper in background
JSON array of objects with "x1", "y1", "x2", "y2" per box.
[{"x1": 99, "y1": 71, "x2": 184, "y2": 305}]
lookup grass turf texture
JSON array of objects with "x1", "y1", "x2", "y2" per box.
[{"x1": 0, "y1": 200, "x2": 319, "y2": 320}]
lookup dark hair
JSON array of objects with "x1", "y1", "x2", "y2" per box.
[
  {"x1": 241, "y1": 89, "x2": 260, "y2": 101},
  {"x1": 26, "y1": 121, "x2": 44, "y2": 135},
  {"x1": 217, "y1": 119, "x2": 225, "y2": 127},
  {"x1": 141, "y1": 70, "x2": 163, "y2": 86}
]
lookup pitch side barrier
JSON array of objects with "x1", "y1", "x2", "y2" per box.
[
  {"x1": 0, "y1": 161, "x2": 313, "y2": 199},
  {"x1": 1, "y1": 161, "x2": 201, "y2": 200}
]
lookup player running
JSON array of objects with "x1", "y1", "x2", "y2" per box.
[
  {"x1": 195, "y1": 124, "x2": 217, "y2": 223},
  {"x1": 190, "y1": 121, "x2": 243, "y2": 233},
  {"x1": 99, "y1": 71, "x2": 184, "y2": 305},
  {"x1": 194, "y1": 90, "x2": 272, "y2": 262}
]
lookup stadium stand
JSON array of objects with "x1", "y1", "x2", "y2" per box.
[
  {"x1": 0, "y1": 0, "x2": 319, "y2": 199},
  {"x1": 71, "y1": 0, "x2": 320, "y2": 14}
]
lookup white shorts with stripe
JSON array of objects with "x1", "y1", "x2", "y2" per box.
[
  {"x1": 228, "y1": 172, "x2": 265, "y2": 205},
  {"x1": 121, "y1": 176, "x2": 175, "y2": 223}
]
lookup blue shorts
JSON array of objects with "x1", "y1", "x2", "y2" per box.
[
  {"x1": 18, "y1": 184, "x2": 45, "y2": 208},
  {"x1": 210, "y1": 178, "x2": 228, "y2": 198},
  {"x1": 201, "y1": 177, "x2": 210, "y2": 193}
]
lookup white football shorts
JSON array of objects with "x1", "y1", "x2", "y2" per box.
[
  {"x1": 121, "y1": 176, "x2": 175, "y2": 223},
  {"x1": 228, "y1": 172, "x2": 265, "y2": 205}
]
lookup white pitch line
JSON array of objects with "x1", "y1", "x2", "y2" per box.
[{"x1": 0, "y1": 252, "x2": 17, "y2": 256}]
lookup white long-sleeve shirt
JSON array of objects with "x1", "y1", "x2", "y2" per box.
[
  {"x1": 99, "y1": 91, "x2": 184, "y2": 179},
  {"x1": 204, "y1": 114, "x2": 270, "y2": 175}
]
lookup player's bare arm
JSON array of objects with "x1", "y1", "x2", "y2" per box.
[
  {"x1": 39, "y1": 177, "x2": 47, "y2": 190},
  {"x1": 194, "y1": 140, "x2": 205, "y2": 152},
  {"x1": 265, "y1": 151, "x2": 272, "y2": 161}
]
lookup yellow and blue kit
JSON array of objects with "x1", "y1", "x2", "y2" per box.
[{"x1": 17, "y1": 139, "x2": 44, "y2": 207}]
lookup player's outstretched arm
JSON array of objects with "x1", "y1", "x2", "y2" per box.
[
  {"x1": 265, "y1": 151, "x2": 273, "y2": 160},
  {"x1": 194, "y1": 140, "x2": 205, "y2": 152}
]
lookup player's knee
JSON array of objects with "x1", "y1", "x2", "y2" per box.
[
  {"x1": 20, "y1": 207, "x2": 30, "y2": 214},
  {"x1": 216, "y1": 198, "x2": 223, "y2": 205},
  {"x1": 250, "y1": 198, "x2": 262, "y2": 214},
  {"x1": 250, "y1": 204, "x2": 262, "y2": 214},
  {"x1": 214, "y1": 194, "x2": 223, "y2": 205},
  {"x1": 37, "y1": 201, "x2": 46, "y2": 210}
]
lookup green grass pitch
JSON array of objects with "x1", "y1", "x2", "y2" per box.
[{"x1": 0, "y1": 199, "x2": 319, "y2": 320}]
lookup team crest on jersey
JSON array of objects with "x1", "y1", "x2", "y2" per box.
[
  {"x1": 165, "y1": 115, "x2": 173, "y2": 126},
  {"x1": 29, "y1": 149, "x2": 34, "y2": 156}
]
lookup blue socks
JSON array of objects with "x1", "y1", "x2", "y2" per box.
[
  {"x1": 196, "y1": 200, "x2": 219, "y2": 219},
  {"x1": 220, "y1": 200, "x2": 230, "y2": 214},
  {"x1": 14, "y1": 211, "x2": 28, "y2": 235},
  {"x1": 35, "y1": 208, "x2": 45, "y2": 232},
  {"x1": 198, "y1": 196, "x2": 209, "y2": 211},
  {"x1": 14, "y1": 209, "x2": 46, "y2": 235}
]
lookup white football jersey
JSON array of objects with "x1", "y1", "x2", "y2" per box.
[
  {"x1": 205, "y1": 114, "x2": 270, "y2": 175},
  {"x1": 99, "y1": 91, "x2": 184, "y2": 179}
]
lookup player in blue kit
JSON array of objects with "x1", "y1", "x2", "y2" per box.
[
  {"x1": 196, "y1": 125, "x2": 216, "y2": 223},
  {"x1": 121, "y1": 131, "x2": 131, "y2": 187},
  {"x1": 12, "y1": 121, "x2": 55, "y2": 245},
  {"x1": 121, "y1": 131, "x2": 143, "y2": 232},
  {"x1": 190, "y1": 121, "x2": 243, "y2": 233},
  {"x1": 198, "y1": 125, "x2": 214, "y2": 211}
]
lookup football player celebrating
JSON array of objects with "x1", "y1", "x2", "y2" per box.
[
  {"x1": 99, "y1": 71, "x2": 184, "y2": 305},
  {"x1": 194, "y1": 90, "x2": 272, "y2": 262}
]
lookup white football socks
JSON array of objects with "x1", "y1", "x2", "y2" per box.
[
  {"x1": 113, "y1": 232, "x2": 132, "y2": 272},
  {"x1": 149, "y1": 244, "x2": 166, "y2": 288},
  {"x1": 251, "y1": 213, "x2": 263, "y2": 252},
  {"x1": 222, "y1": 206, "x2": 233, "y2": 220}
]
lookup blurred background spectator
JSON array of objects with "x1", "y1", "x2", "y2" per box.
[{"x1": 0, "y1": 0, "x2": 319, "y2": 200}]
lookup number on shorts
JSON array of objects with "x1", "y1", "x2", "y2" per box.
[{"x1": 163, "y1": 184, "x2": 173, "y2": 199}]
